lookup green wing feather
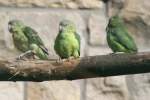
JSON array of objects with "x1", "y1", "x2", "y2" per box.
[
  {"x1": 107, "y1": 33, "x2": 127, "y2": 52},
  {"x1": 107, "y1": 27, "x2": 137, "y2": 52},
  {"x1": 23, "y1": 27, "x2": 44, "y2": 45},
  {"x1": 23, "y1": 26, "x2": 49, "y2": 55},
  {"x1": 114, "y1": 27, "x2": 137, "y2": 51}
]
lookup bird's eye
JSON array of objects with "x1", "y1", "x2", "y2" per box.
[
  {"x1": 63, "y1": 23, "x2": 68, "y2": 26},
  {"x1": 8, "y1": 22, "x2": 12, "y2": 25},
  {"x1": 60, "y1": 23, "x2": 66, "y2": 27}
]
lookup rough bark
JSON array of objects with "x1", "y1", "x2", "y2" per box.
[{"x1": 0, "y1": 52, "x2": 150, "y2": 81}]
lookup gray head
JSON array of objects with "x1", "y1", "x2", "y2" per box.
[
  {"x1": 59, "y1": 19, "x2": 76, "y2": 33},
  {"x1": 108, "y1": 15, "x2": 123, "y2": 28},
  {"x1": 8, "y1": 19, "x2": 25, "y2": 33}
]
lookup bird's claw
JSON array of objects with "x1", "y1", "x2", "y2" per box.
[
  {"x1": 16, "y1": 54, "x2": 27, "y2": 60},
  {"x1": 56, "y1": 58, "x2": 63, "y2": 64},
  {"x1": 64, "y1": 57, "x2": 75, "y2": 62},
  {"x1": 68, "y1": 57, "x2": 75, "y2": 61},
  {"x1": 16, "y1": 50, "x2": 35, "y2": 60},
  {"x1": 56, "y1": 57, "x2": 76, "y2": 64}
]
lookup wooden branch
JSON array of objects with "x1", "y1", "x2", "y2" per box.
[{"x1": 0, "y1": 52, "x2": 150, "y2": 81}]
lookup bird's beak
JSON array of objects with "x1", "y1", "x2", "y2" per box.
[
  {"x1": 106, "y1": 27, "x2": 108, "y2": 32},
  {"x1": 8, "y1": 24, "x2": 12, "y2": 33},
  {"x1": 59, "y1": 25, "x2": 63, "y2": 31}
]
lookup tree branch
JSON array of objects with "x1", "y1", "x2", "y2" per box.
[{"x1": 0, "y1": 52, "x2": 150, "y2": 81}]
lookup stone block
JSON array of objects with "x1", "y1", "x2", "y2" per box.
[
  {"x1": 27, "y1": 81, "x2": 80, "y2": 100},
  {"x1": 88, "y1": 6, "x2": 107, "y2": 46},
  {"x1": 0, "y1": 82, "x2": 24, "y2": 100},
  {"x1": 0, "y1": 0, "x2": 104, "y2": 9}
]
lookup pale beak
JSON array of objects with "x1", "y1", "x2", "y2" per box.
[
  {"x1": 59, "y1": 25, "x2": 62, "y2": 31},
  {"x1": 8, "y1": 24, "x2": 12, "y2": 33}
]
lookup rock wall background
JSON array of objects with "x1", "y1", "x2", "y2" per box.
[{"x1": 0, "y1": 0, "x2": 149, "y2": 100}]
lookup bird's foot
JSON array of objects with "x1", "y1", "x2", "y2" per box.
[
  {"x1": 56, "y1": 58, "x2": 63, "y2": 64},
  {"x1": 16, "y1": 50, "x2": 35, "y2": 60},
  {"x1": 66, "y1": 57, "x2": 75, "y2": 62},
  {"x1": 55, "y1": 57, "x2": 76, "y2": 64},
  {"x1": 16, "y1": 54, "x2": 27, "y2": 60}
]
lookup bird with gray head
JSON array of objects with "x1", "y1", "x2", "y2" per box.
[
  {"x1": 106, "y1": 15, "x2": 138, "y2": 53},
  {"x1": 8, "y1": 19, "x2": 49, "y2": 60},
  {"x1": 54, "y1": 19, "x2": 80, "y2": 60}
]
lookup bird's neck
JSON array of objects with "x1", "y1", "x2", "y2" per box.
[
  {"x1": 61, "y1": 29, "x2": 75, "y2": 34},
  {"x1": 13, "y1": 28, "x2": 24, "y2": 37},
  {"x1": 60, "y1": 30, "x2": 75, "y2": 38}
]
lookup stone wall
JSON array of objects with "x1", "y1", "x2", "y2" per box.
[{"x1": 0, "y1": 0, "x2": 150, "y2": 100}]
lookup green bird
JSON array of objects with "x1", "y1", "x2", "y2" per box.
[
  {"x1": 54, "y1": 20, "x2": 80, "y2": 59},
  {"x1": 106, "y1": 15, "x2": 138, "y2": 53},
  {"x1": 8, "y1": 20, "x2": 49, "y2": 60}
]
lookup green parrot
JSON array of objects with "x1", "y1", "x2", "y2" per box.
[
  {"x1": 106, "y1": 15, "x2": 138, "y2": 53},
  {"x1": 8, "y1": 20, "x2": 49, "y2": 60},
  {"x1": 54, "y1": 20, "x2": 80, "y2": 59}
]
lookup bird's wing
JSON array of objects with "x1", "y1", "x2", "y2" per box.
[
  {"x1": 75, "y1": 32, "x2": 80, "y2": 55},
  {"x1": 23, "y1": 26, "x2": 49, "y2": 55},
  {"x1": 112, "y1": 27, "x2": 137, "y2": 52}
]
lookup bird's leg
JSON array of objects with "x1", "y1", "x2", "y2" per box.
[
  {"x1": 63, "y1": 56, "x2": 75, "y2": 62},
  {"x1": 67, "y1": 56, "x2": 75, "y2": 61},
  {"x1": 56, "y1": 57, "x2": 63, "y2": 64},
  {"x1": 16, "y1": 50, "x2": 35, "y2": 60},
  {"x1": 56, "y1": 56, "x2": 75, "y2": 63},
  {"x1": 56, "y1": 57, "x2": 70, "y2": 63},
  {"x1": 60, "y1": 56, "x2": 76, "y2": 62}
]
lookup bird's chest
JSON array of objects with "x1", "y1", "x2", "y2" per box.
[
  {"x1": 58, "y1": 35, "x2": 77, "y2": 51},
  {"x1": 63, "y1": 34, "x2": 77, "y2": 45},
  {"x1": 13, "y1": 34, "x2": 28, "y2": 52}
]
